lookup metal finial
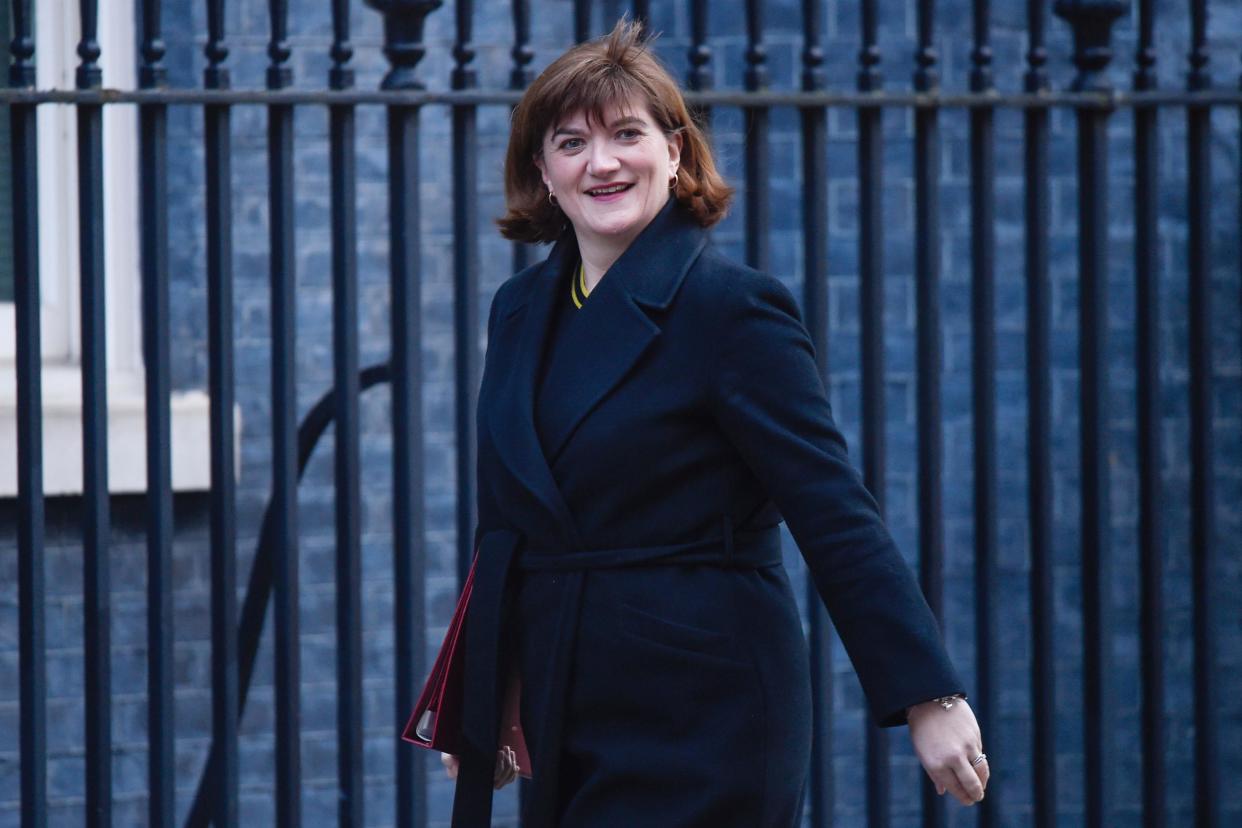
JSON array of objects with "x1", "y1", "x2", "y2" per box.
[
  {"x1": 1053, "y1": 0, "x2": 1129, "y2": 93},
  {"x1": 363, "y1": 0, "x2": 444, "y2": 90}
]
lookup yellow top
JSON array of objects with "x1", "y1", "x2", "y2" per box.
[{"x1": 570, "y1": 262, "x2": 591, "y2": 309}]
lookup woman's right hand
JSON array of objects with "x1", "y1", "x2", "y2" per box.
[
  {"x1": 906, "y1": 698, "x2": 988, "y2": 806},
  {"x1": 441, "y1": 749, "x2": 521, "y2": 790}
]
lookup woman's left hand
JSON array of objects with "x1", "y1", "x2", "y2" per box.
[
  {"x1": 440, "y1": 749, "x2": 521, "y2": 791},
  {"x1": 906, "y1": 697, "x2": 989, "y2": 806}
]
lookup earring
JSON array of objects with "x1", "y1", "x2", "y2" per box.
[
  {"x1": 547, "y1": 189, "x2": 558, "y2": 207},
  {"x1": 669, "y1": 169, "x2": 680, "y2": 191}
]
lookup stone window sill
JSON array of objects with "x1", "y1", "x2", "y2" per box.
[{"x1": 0, "y1": 363, "x2": 235, "y2": 497}]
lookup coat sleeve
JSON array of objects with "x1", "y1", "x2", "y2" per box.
[{"x1": 706, "y1": 269, "x2": 964, "y2": 726}]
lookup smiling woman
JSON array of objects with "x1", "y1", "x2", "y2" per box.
[
  {"x1": 533, "y1": 106, "x2": 681, "y2": 286},
  {"x1": 436, "y1": 18, "x2": 988, "y2": 828},
  {"x1": 497, "y1": 21, "x2": 731, "y2": 248}
]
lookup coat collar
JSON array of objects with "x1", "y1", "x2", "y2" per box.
[
  {"x1": 593, "y1": 198, "x2": 710, "y2": 310},
  {"x1": 488, "y1": 201, "x2": 709, "y2": 544}
]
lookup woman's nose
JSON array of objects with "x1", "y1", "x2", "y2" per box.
[{"x1": 586, "y1": 143, "x2": 621, "y2": 176}]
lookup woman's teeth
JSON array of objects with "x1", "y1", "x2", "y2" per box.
[{"x1": 588, "y1": 183, "x2": 632, "y2": 196}]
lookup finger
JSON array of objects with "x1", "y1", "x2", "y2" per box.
[
  {"x1": 496, "y1": 748, "x2": 518, "y2": 783},
  {"x1": 930, "y1": 766, "x2": 971, "y2": 806},
  {"x1": 494, "y1": 750, "x2": 518, "y2": 789},
  {"x1": 951, "y1": 756, "x2": 985, "y2": 804},
  {"x1": 493, "y1": 750, "x2": 509, "y2": 785},
  {"x1": 973, "y1": 755, "x2": 990, "y2": 789},
  {"x1": 506, "y1": 748, "x2": 521, "y2": 786},
  {"x1": 921, "y1": 767, "x2": 946, "y2": 797}
]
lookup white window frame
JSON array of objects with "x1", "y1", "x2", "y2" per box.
[{"x1": 0, "y1": 0, "x2": 216, "y2": 496}]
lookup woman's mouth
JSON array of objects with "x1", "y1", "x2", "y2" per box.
[{"x1": 585, "y1": 182, "x2": 634, "y2": 200}]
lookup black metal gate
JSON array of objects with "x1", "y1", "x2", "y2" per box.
[{"x1": 5, "y1": 0, "x2": 1238, "y2": 826}]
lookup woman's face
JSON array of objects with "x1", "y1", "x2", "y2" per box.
[{"x1": 536, "y1": 99, "x2": 682, "y2": 253}]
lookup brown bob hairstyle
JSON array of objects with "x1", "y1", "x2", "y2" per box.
[{"x1": 498, "y1": 19, "x2": 733, "y2": 244}]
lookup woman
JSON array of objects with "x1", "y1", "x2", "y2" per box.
[{"x1": 444, "y1": 20, "x2": 988, "y2": 827}]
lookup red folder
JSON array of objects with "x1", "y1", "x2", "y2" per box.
[{"x1": 401, "y1": 556, "x2": 532, "y2": 777}]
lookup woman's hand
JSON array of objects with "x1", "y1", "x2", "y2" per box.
[
  {"x1": 440, "y1": 748, "x2": 521, "y2": 790},
  {"x1": 906, "y1": 698, "x2": 989, "y2": 806}
]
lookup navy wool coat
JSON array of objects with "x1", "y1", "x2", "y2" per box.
[{"x1": 451, "y1": 202, "x2": 963, "y2": 828}]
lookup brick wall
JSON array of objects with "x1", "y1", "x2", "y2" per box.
[{"x1": 1, "y1": 0, "x2": 1239, "y2": 825}]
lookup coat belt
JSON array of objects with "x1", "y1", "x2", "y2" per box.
[{"x1": 451, "y1": 525, "x2": 784, "y2": 828}]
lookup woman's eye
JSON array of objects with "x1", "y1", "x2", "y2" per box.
[
  {"x1": 617, "y1": 129, "x2": 642, "y2": 140},
  {"x1": 558, "y1": 137, "x2": 584, "y2": 151}
]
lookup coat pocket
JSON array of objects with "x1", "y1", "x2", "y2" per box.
[{"x1": 618, "y1": 601, "x2": 745, "y2": 665}]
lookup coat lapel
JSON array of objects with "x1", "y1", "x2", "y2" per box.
[
  {"x1": 539, "y1": 202, "x2": 708, "y2": 462},
  {"x1": 487, "y1": 202, "x2": 709, "y2": 540},
  {"x1": 488, "y1": 236, "x2": 578, "y2": 543}
]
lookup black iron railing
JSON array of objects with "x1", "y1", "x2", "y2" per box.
[{"x1": 6, "y1": 1, "x2": 1236, "y2": 827}]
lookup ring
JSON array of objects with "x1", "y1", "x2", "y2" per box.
[{"x1": 971, "y1": 753, "x2": 987, "y2": 767}]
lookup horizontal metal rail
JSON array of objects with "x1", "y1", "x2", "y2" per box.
[{"x1": 1, "y1": 86, "x2": 1240, "y2": 108}]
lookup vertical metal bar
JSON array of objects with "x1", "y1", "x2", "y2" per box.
[
  {"x1": 1023, "y1": 3, "x2": 1056, "y2": 824},
  {"x1": 743, "y1": 0, "x2": 769, "y2": 273},
  {"x1": 1186, "y1": 3, "x2": 1218, "y2": 825},
  {"x1": 137, "y1": 1, "x2": 175, "y2": 823},
  {"x1": 75, "y1": 3, "x2": 112, "y2": 824},
  {"x1": 10, "y1": 1, "x2": 46, "y2": 822},
  {"x1": 800, "y1": 5, "x2": 832, "y2": 825},
  {"x1": 452, "y1": 0, "x2": 480, "y2": 588},
  {"x1": 1076, "y1": 51, "x2": 1114, "y2": 828},
  {"x1": 575, "y1": 0, "x2": 591, "y2": 43},
  {"x1": 1053, "y1": 3, "x2": 1126, "y2": 824},
  {"x1": 969, "y1": 3, "x2": 999, "y2": 825},
  {"x1": 631, "y1": 0, "x2": 649, "y2": 26},
  {"x1": 913, "y1": 2, "x2": 946, "y2": 825},
  {"x1": 330, "y1": 0, "x2": 364, "y2": 824},
  {"x1": 390, "y1": 95, "x2": 429, "y2": 828},
  {"x1": 1077, "y1": 67, "x2": 1115, "y2": 828},
  {"x1": 204, "y1": 0, "x2": 239, "y2": 819},
  {"x1": 266, "y1": 0, "x2": 301, "y2": 821},
  {"x1": 857, "y1": 0, "x2": 887, "y2": 823},
  {"x1": 1132, "y1": 2, "x2": 1164, "y2": 824},
  {"x1": 685, "y1": 0, "x2": 712, "y2": 128},
  {"x1": 510, "y1": 0, "x2": 534, "y2": 92},
  {"x1": 510, "y1": 0, "x2": 534, "y2": 273},
  {"x1": 367, "y1": 4, "x2": 440, "y2": 825},
  {"x1": 686, "y1": 0, "x2": 711, "y2": 91}
]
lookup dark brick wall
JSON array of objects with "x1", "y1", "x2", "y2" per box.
[{"x1": 1, "y1": 1, "x2": 1240, "y2": 825}]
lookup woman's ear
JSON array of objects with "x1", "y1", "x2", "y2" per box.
[
  {"x1": 533, "y1": 153, "x2": 550, "y2": 189},
  {"x1": 667, "y1": 131, "x2": 683, "y2": 175}
]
